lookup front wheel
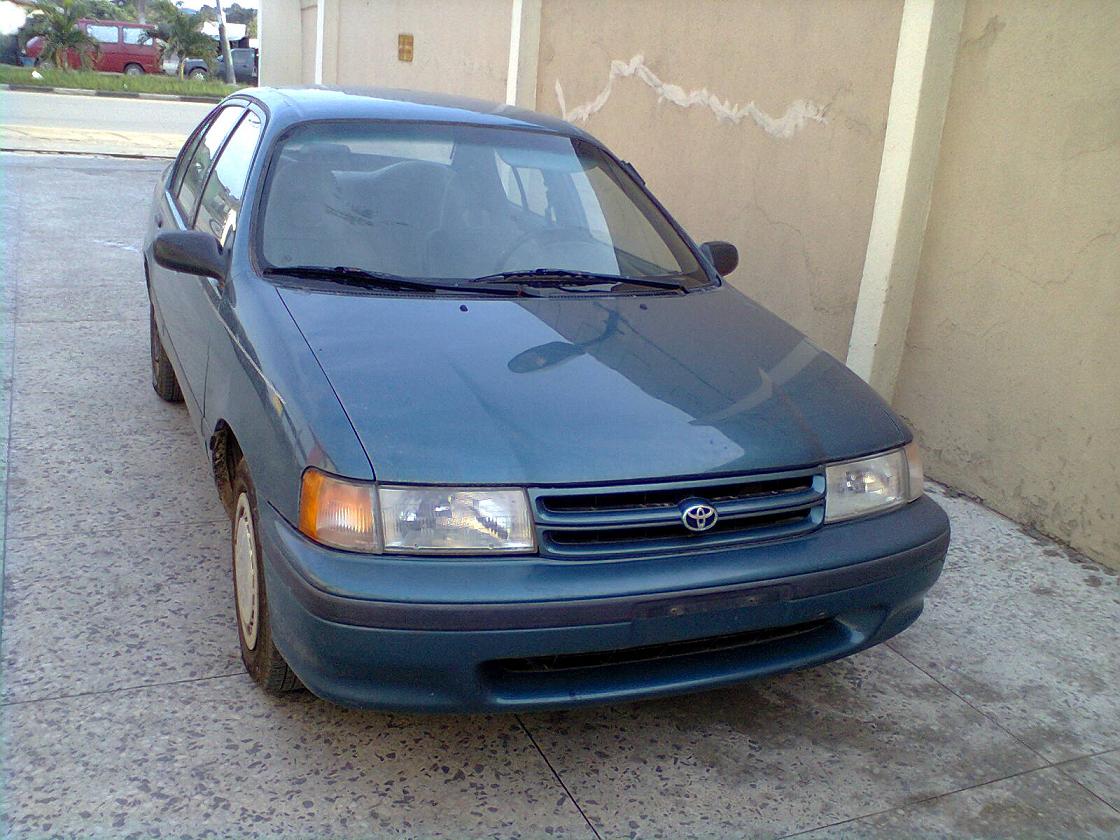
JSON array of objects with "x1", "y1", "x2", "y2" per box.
[
  {"x1": 189, "y1": 68, "x2": 207, "y2": 80},
  {"x1": 231, "y1": 458, "x2": 301, "y2": 694},
  {"x1": 124, "y1": 63, "x2": 144, "y2": 76}
]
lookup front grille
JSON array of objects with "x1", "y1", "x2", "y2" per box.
[
  {"x1": 530, "y1": 468, "x2": 825, "y2": 559},
  {"x1": 487, "y1": 619, "x2": 831, "y2": 675}
]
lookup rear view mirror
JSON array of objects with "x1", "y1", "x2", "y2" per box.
[
  {"x1": 701, "y1": 240, "x2": 739, "y2": 276},
  {"x1": 153, "y1": 230, "x2": 226, "y2": 280}
]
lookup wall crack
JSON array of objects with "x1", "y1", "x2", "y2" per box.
[{"x1": 555, "y1": 54, "x2": 828, "y2": 139}]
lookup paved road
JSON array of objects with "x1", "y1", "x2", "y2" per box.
[
  {"x1": 0, "y1": 89, "x2": 213, "y2": 156},
  {"x1": 0, "y1": 153, "x2": 1118, "y2": 838}
]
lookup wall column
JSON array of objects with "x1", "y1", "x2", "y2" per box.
[
  {"x1": 505, "y1": 0, "x2": 542, "y2": 107},
  {"x1": 314, "y1": 0, "x2": 341, "y2": 85},
  {"x1": 846, "y1": 0, "x2": 965, "y2": 399},
  {"x1": 258, "y1": 0, "x2": 303, "y2": 86}
]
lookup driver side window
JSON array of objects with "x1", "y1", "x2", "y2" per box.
[
  {"x1": 195, "y1": 112, "x2": 263, "y2": 247},
  {"x1": 175, "y1": 105, "x2": 244, "y2": 223}
]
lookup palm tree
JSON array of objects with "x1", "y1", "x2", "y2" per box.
[
  {"x1": 142, "y1": 0, "x2": 214, "y2": 79},
  {"x1": 25, "y1": 0, "x2": 98, "y2": 71}
]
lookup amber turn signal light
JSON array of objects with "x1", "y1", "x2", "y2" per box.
[{"x1": 298, "y1": 468, "x2": 380, "y2": 553}]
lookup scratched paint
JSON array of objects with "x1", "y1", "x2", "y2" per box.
[{"x1": 555, "y1": 54, "x2": 828, "y2": 140}]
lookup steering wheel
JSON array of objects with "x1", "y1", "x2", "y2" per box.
[{"x1": 494, "y1": 226, "x2": 611, "y2": 273}]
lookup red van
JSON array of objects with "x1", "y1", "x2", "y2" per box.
[{"x1": 25, "y1": 19, "x2": 161, "y2": 75}]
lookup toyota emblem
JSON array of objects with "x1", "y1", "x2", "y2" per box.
[{"x1": 680, "y1": 499, "x2": 718, "y2": 532}]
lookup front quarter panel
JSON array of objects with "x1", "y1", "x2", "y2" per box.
[{"x1": 204, "y1": 272, "x2": 373, "y2": 523}]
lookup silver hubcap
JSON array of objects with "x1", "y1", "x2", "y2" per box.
[{"x1": 233, "y1": 493, "x2": 259, "y2": 650}]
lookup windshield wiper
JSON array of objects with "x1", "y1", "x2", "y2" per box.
[
  {"x1": 469, "y1": 268, "x2": 689, "y2": 292},
  {"x1": 265, "y1": 265, "x2": 521, "y2": 296}
]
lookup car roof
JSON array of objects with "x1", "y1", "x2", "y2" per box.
[{"x1": 237, "y1": 86, "x2": 595, "y2": 140}]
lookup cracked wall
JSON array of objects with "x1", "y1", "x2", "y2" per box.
[
  {"x1": 893, "y1": 0, "x2": 1120, "y2": 567},
  {"x1": 536, "y1": 0, "x2": 905, "y2": 359}
]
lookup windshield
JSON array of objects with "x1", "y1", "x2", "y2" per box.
[{"x1": 259, "y1": 121, "x2": 709, "y2": 289}]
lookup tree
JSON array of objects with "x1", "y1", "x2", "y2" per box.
[
  {"x1": 23, "y1": 0, "x2": 98, "y2": 70},
  {"x1": 86, "y1": 0, "x2": 137, "y2": 20},
  {"x1": 143, "y1": 0, "x2": 213, "y2": 79}
]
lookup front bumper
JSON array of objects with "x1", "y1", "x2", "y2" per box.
[{"x1": 259, "y1": 496, "x2": 949, "y2": 711}]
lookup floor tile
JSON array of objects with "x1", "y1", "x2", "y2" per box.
[
  {"x1": 5, "y1": 424, "x2": 223, "y2": 541},
  {"x1": 17, "y1": 275, "x2": 150, "y2": 325},
  {"x1": 0, "y1": 677, "x2": 594, "y2": 839},
  {"x1": 10, "y1": 318, "x2": 191, "y2": 439},
  {"x1": 889, "y1": 485, "x2": 1120, "y2": 762},
  {"x1": 522, "y1": 646, "x2": 1043, "y2": 839},
  {"x1": 1059, "y1": 749, "x2": 1120, "y2": 812},
  {"x1": 796, "y1": 766, "x2": 1120, "y2": 839},
  {"x1": 2, "y1": 520, "x2": 236, "y2": 704}
]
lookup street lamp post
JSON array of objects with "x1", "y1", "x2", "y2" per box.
[{"x1": 213, "y1": 0, "x2": 236, "y2": 85}]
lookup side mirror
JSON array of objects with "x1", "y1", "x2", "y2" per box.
[
  {"x1": 153, "y1": 230, "x2": 226, "y2": 280},
  {"x1": 701, "y1": 240, "x2": 739, "y2": 276}
]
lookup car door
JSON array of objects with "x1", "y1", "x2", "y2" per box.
[
  {"x1": 150, "y1": 104, "x2": 244, "y2": 420},
  {"x1": 231, "y1": 49, "x2": 252, "y2": 82},
  {"x1": 196, "y1": 107, "x2": 266, "y2": 425},
  {"x1": 84, "y1": 22, "x2": 121, "y2": 72},
  {"x1": 121, "y1": 25, "x2": 156, "y2": 72}
]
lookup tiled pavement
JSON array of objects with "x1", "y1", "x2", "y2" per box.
[{"x1": 1, "y1": 153, "x2": 1117, "y2": 839}]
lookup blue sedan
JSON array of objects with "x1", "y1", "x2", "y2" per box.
[{"x1": 145, "y1": 87, "x2": 950, "y2": 711}]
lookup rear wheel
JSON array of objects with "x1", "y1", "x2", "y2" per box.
[
  {"x1": 124, "y1": 63, "x2": 144, "y2": 76},
  {"x1": 231, "y1": 458, "x2": 301, "y2": 694},
  {"x1": 149, "y1": 304, "x2": 183, "y2": 403},
  {"x1": 189, "y1": 68, "x2": 207, "y2": 80}
]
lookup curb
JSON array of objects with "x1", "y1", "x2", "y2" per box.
[
  {"x1": 1, "y1": 83, "x2": 223, "y2": 104},
  {"x1": 1, "y1": 146, "x2": 177, "y2": 160}
]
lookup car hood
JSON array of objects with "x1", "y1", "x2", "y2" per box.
[{"x1": 278, "y1": 284, "x2": 907, "y2": 485}]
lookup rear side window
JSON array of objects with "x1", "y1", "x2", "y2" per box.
[
  {"x1": 87, "y1": 24, "x2": 119, "y2": 43},
  {"x1": 175, "y1": 106, "x2": 244, "y2": 221},
  {"x1": 195, "y1": 112, "x2": 263, "y2": 245}
]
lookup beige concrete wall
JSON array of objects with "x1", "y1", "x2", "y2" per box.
[
  {"x1": 325, "y1": 0, "x2": 511, "y2": 99},
  {"x1": 258, "y1": 0, "x2": 305, "y2": 87},
  {"x1": 300, "y1": 0, "x2": 318, "y2": 85},
  {"x1": 536, "y1": 0, "x2": 904, "y2": 359},
  {"x1": 893, "y1": 0, "x2": 1120, "y2": 566}
]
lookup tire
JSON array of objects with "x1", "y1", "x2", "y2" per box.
[
  {"x1": 35, "y1": 58, "x2": 54, "y2": 70},
  {"x1": 149, "y1": 303, "x2": 184, "y2": 403},
  {"x1": 231, "y1": 457, "x2": 301, "y2": 694},
  {"x1": 189, "y1": 68, "x2": 207, "y2": 80},
  {"x1": 124, "y1": 63, "x2": 144, "y2": 76}
]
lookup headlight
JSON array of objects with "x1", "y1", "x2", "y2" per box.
[
  {"x1": 298, "y1": 469, "x2": 535, "y2": 554},
  {"x1": 379, "y1": 486, "x2": 534, "y2": 554},
  {"x1": 824, "y1": 445, "x2": 923, "y2": 523}
]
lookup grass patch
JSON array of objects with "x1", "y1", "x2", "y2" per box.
[{"x1": 0, "y1": 64, "x2": 243, "y2": 99}]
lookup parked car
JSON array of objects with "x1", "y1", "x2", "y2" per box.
[
  {"x1": 24, "y1": 19, "x2": 160, "y2": 74},
  {"x1": 145, "y1": 88, "x2": 950, "y2": 712},
  {"x1": 181, "y1": 47, "x2": 257, "y2": 84}
]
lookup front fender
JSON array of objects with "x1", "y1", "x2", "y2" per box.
[{"x1": 203, "y1": 274, "x2": 371, "y2": 524}]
